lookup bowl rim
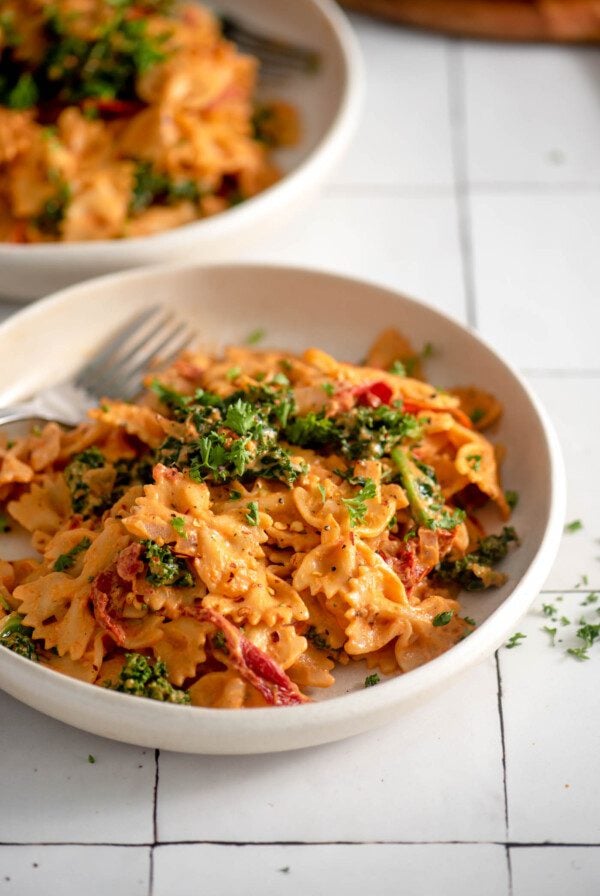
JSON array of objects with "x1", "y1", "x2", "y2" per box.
[
  {"x1": 0, "y1": 0, "x2": 364, "y2": 260},
  {"x1": 0, "y1": 261, "x2": 567, "y2": 753}
]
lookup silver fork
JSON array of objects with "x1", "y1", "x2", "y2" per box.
[
  {"x1": 220, "y1": 15, "x2": 320, "y2": 77},
  {"x1": 0, "y1": 306, "x2": 195, "y2": 428}
]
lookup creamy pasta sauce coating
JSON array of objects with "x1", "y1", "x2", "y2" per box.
[{"x1": 0, "y1": 329, "x2": 518, "y2": 707}]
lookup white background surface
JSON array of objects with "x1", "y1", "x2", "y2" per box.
[{"x1": 1, "y1": 12, "x2": 599, "y2": 896}]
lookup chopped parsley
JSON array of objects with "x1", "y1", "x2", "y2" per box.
[
  {"x1": 466, "y1": 454, "x2": 482, "y2": 472},
  {"x1": 245, "y1": 501, "x2": 259, "y2": 526},
  {"x1": 53, "y1": 536, "x2": 92, "y2": 572},
  {"x1": 364, "y1": 673, "x2": 380, "y2": 688},
  {"x1": 322, "y1": 382, "x2": 335, "y2": 396},
  {"x1": 0, "y1": 613, "x2": 38, "y2": 662},
  {"x1": 170, "y1": 516, "x2": 186, "y2": 537},
  {"x1": 342, "y1": 479, "x2": 376, "y2": 527},
  {"x1": 150, "y1": 377, "x2": 424, "y2": 491},
  {"x1": 212, "y1": 630, "x2": 227, "y2": 651},
  {"x1": 432, "y1": 611, "x2": 453, "y2": 627},
  {"x1": 130, "y1": 163, "x2": 199, "y2": 216},
  {"x1": 6, "y1": 72, "x2": 38, "y2": 109},
  {"x1": 575, "y1": 622, "x2": 600, "y2": 648},
  {"x1": 564, "y1": 519, "x2": 583, "y2": 534},
  {"x1": 286, "y1": 404, "x2": 422, "y2": 461},
  {"x1": 0, "y1": 514, "x2": 10, "y2": 533},
  {"x1": 505, "y1": 632, "x2": 527, "y2": 649},
  {"x1": 151, "y1": 380, "x2": 193, "y2": 415},
  {"x1": 389, "y1": 360, "x2": 406, "y2": 376},
  {"x1": 224, "y1": 399, "x2": 256, "y2": 436},
  {"x1": 245, "y1": 328, "x2": 266, "y2": 345},
  {"x1": 34, "y1": 182, "x2": 71, "y2": 236},
  {"x1": 88, "y1": 754, "x2": 96, "y2": 764},
  {"x1": 251, "y1": 104, "x2": 277, "y2": 145},
  {"x1": 305, "y1": 626, "x2": 331, "y2": 651},
  {"x1": 567, "y1": 646, "x2": 589, "y2": 661},
  {"x1": 153, "y1": 383, "x2": 306, "y2": 487},
  {"x1": 142, "y1": 541, "x2": 193, "y2": 588},
  {"x1": 470, "y1": 408, "x2": 485, "y2": 425},
  {"x1": 64, "y1": 447, "x2": 107, "y2": 516}
]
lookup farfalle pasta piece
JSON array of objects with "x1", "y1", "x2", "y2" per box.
[
  {"x1": 0, "y1": 451, "x2": 34, "y2": 489},
  {"x1": 189, "y1": 670, "x2": 265, "y2": 709},
  {"x1": 90, "y1": 403, "x2": 173, "y2": 449},
  {"x1": 29, "y1": 423, "x2": 62, "y2": 472},
  {"x1": 16, "y1": 574, "x2": 96, "y2": 660},
  {"x1": 8, "y1": 476, "x2": 72, "y2": 534},
  {"x1": 153, "y1": 616, "x2": 210, "y2": 686},
  {"x1": 123, "y1": 463, "x2": 211, "y2": 548},
  {"x1": 448, "y1": 424, "x2": 510, "y2": 518},
  {"x1": 243, "y1": 622, "x2": 307, "y2": 671},
  {"x1": 288, "y1": 646, "x2": 335, "y2": 689},
  {"x1": 450, "y1": 386, "x2": 503, "y2": 431},
  {"x1": 395, "y1": 596, "x2": 466, "y2": 673},
  {"x1": 341, "y1": 543, "x2": 413, "y2": 655},
  {"x1": 293, "y1": 516, "x2": 357, "y2": 601}
]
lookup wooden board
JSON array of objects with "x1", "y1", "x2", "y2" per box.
[{"x1": 337, "y1": 0, "x2": 600, "y2": 42}]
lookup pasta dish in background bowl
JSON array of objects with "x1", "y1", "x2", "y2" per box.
[
  {"x1": 0, "y1": 0, "x2": 299, "y2": 243},
  {"x1": 0, "y1": 264, "x2": 565, "y2": 752},
  {"x1": 0, "y1": 0, "x2": 363, "y2": 299}
]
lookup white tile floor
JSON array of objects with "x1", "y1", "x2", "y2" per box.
[
  {"x1": 152, "y1": 843, "x2": 510, "y2": 896},
  {"x1": 156, "y1": 658, "x2": 505, "y2": 844},
  {"x1": 1, "y1": 12, "x2": 599, "y2": 896}
]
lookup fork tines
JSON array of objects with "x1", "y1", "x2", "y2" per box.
[
  {"x1": 220, "y1": 15, "x2": 320, "y2": 76},
  {"x1": 75, "y1": 306, "x2": 194, "y2": 403}
]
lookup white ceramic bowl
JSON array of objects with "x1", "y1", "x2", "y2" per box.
[
  {"x1": 0, "y1": 0, "x2": 363, "y2": 301},
  {"x1": 0, "y1": 263, "x2": 566, "y2": 753}
]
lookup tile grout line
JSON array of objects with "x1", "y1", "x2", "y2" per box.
[
  {"x1": 446, "y1": 40, "x2": 478, "y2": 330},
  {"x1": 495, "y1": 649, "x2": 513, "y2": 895},
  {"x1": 504, "y1": 843, "x2": 514, "y2": 896},
  {"x1": 505, "y1": 844, "x2": 514, "y2": 896},
  {"x1": 2, "y1": 839, "x2": 600, "y2": 848},
  {"x1": 494, "y1": 650, "x2": 510, "y2": 835},
  {"x1": 148, "y1": 748, "x2": 160, "y2": 896}
]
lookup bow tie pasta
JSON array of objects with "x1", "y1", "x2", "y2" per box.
[{"x1": 0, "y1": 328, "x2": 518, "y2": 708}]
